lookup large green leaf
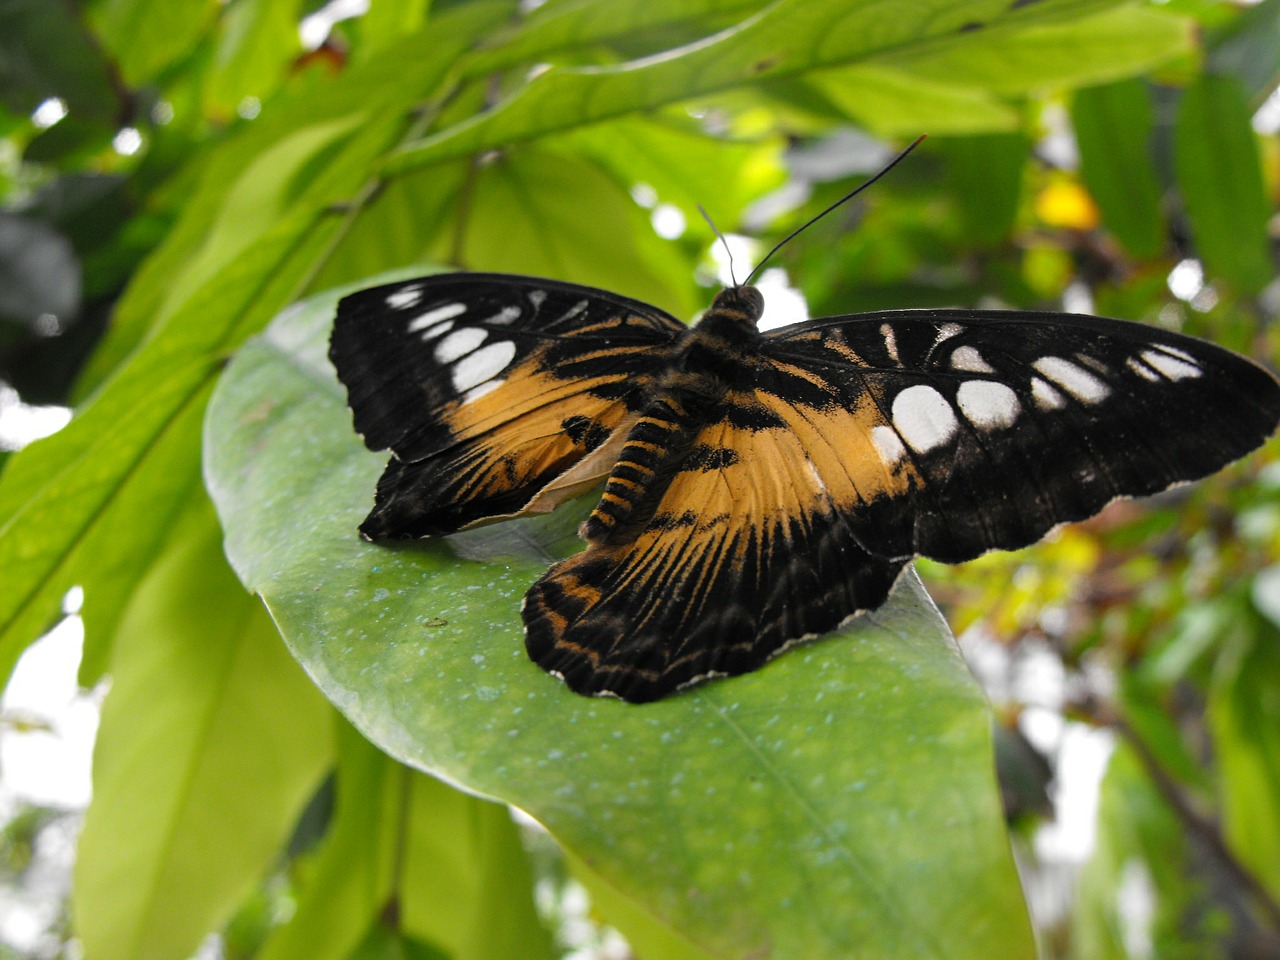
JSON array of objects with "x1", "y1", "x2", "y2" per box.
[
  {"x1": 1072, "y1": 79, "x2": 1165, "y2": 260},
  {"x1": 388, "y1": 0, "x2": 1171, "y2": 172},
  {"x1": 1174, "y1": 72, "x2": 1272, "y2": 294},
  {"x1": 73, "y1": 498, "x2": 333, "y2": 960},
  {"x1": 464, "y1": 0, "x2": 764, "y2": 76},
  {"x1": 204, "y1": 282, "x2": 1034, "y2": 959}
]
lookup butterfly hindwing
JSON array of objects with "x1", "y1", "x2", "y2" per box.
[
  {"x1": 330, "y1": 273, "x2": 687, "y2": 537},
  {"x1": 522, "y1": 386, "x2": 908, "y2": 701},
  {"x1": 764, "y1": 308, "x2": 1280, "y2": 563}
]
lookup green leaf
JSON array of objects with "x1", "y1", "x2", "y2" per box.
[
  {"x1": 553, "y1": 116, "x2": 785, "y2": 233},
  {"x1": 1072, "y1": 79, "x2": 1166, "y2": 259},
  {"x1": 400, "y1": 767, "x2": 555, "y2": 959},
  {"x1": 1174, "y1": 72, "x2": 1272, "y2": 294},
  {"x1": 568, "y1": 851, "x2": 718, "y2": 960},
  {"x1": 204, "y1": 282, "x2": 1035, "y2": 959},
  {"x1": 72, "y1": 498, "x2": 333, "y2": 960},
  {"x1": 388, "y1": 0, "x2": 1138, "y2": 172},
  {"x1": 350, "y1": 0, "x2": 435, "y2": 63},
  {"x1": 204, "y1": 0, "x2": 304, "y2": 117},
  {"x1": 93, "y1": 0, "x2": 218, "y2": 87},
  {"x1": 464, "y1": 0, "x2": 764, "y2": 76},
  {"x1": 881, "y1": 5, "x2": 1191, "y2": 96},
  {"x1": 1208, "y1": 597, "x2": 1280, "y2": 900},
  {"x1": 257, "y1": 727, "x2": 396, "y2": 960},
  {"x1": 0, "y1": 0, "x2": 122, "y2": 121},
  {"x1": 939, "y1": 132, "x2": 1029, "y2": 245},
  {"x1": 258, "y1": 724, "x2": 553, "y2": 960},
  {"x1": 806, "y1": 65, "x2": 1021, "y2": 135},
  {"x1": 450, "y1": 147, "x2": 699, "y2": 317}
]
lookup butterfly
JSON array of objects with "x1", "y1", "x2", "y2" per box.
[{"x1": 330, "y1": 269, "x2": 1280, "y2": 702}]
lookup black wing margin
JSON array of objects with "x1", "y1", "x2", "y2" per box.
[
  {"x1": 763, "y1": 308, "x2": 1280, "y2": 564},
  {"x1": 330, "y1": 272, "x2": 686, "y2": 538}
]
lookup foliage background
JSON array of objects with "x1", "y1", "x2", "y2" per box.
[{"x1": 1, "y1": 0, "x2": 1279, "y2": 958}]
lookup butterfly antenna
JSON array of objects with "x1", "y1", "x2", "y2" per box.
[
  {"x1": 743, "y1": 134, "x2": 927, "y2": 288},
  {"x1": 698, "y1": 203, "x2": 740, "y2": 288}
]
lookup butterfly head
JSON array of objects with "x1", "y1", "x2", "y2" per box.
[{"x1": 706, "y1": 284, "x2": 765, "y2": 332}]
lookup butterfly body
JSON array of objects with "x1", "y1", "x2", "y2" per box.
[{"x1": 331, "y1": 272, "x2": 1280, "y2": 703}]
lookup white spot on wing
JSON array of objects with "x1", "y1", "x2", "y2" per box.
[
  {"x1": 408, "y1": 302, "x2": 466, "y2": 333},
  {"x1": 1031, "y1": 376, "x2": 1065, "y2": 410},
  {"x1": 935, "y1": 323, "x2": 964, "y2": 343},
  {"x1": 434, "y1": 327, "x2": 487, "y2": 363},
  {"x1": 880, "y1": 323, "x2": 899, "y2": 363},
  {"x1": 453, "y1": 341, "x2": 517, "y2": 392},
  {"x1": 957, "y1": 380, "x2": 1020, "y2": 429},
  {"x1": 892, "y1": 385, "x2": 957, "y2": 453},
  {"x1": 484, "y1": 305, "x2": 522, "y2": 325},
  {"x1": 560, "y1": 300, "x2": 589, "y2": 323},
  {"x1": 1126, "y1": 357, "x2": 1161, "y2": 382},
  {"x1": 1033, "y1": 356, "x2": 1109, "y2": 404},
  {"x1": 418, "y1": 320, "x2": 453, "y2": 341},
  {"x1": 951, "y1": 345, "x2": 995, "y2": 374},
  {"x1": 528, "y1": 290, "x2": 547, "y2": 308},
  {"x1": 1161, "y1": 344, "x2": 1199, "y2": 365},
  {"x1": 387, "y1": 285, "x2": 423, "y2": 309},
  {"x1": 872, "y1": 425, "x2": 906, "y2": 464},
  {"x1": 462, "y1": 379, "x2": 503, "y2": 404},
  {"x1": 1140, "y1": 348, "x2": 1201, "y2": 380}
]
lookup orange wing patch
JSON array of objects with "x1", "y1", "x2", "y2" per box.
[
  {"x1": 523, "y1": 404, "x2": 908, "y2": 701},
  {"x1": 359, "y1": 352, "x2": 659, "y2": 540}
]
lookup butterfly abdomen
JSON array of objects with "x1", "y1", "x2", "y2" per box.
[{"x1": 580, "y1": 395, "x2": 692, "y2": 544}]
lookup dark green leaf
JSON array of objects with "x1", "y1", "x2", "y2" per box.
[
  {"x1": 389, "y1": 0, "x2": 1143, "y2": 172},
  {"x1": 93, "y1": 0, "x2": 218, "y2": 87},
  {"x1": 1208, "y1": 596, "x2": 1280, "y2": 900},
  {"x1": 0, "y1": 0, "x2": 122, "y2": 121},
  {"x1": 1174, "y1": 73, "x2": 1272, "y2": 294},
  {"x1": 72, "y1": 498, "x2": 333, "y2": 960},
  {"x1": 1073, "y1": 79, "x2": 1166, "y2": 259},
  {"x1": 939, "y1": 133, "x2": 1028, "y2": 245},
  {"x1": 258, "y1": 724, "x2": 553, "y2": 960}
]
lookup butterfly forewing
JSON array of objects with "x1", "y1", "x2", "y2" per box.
[
  {"x1": 764, "y1": 308, "x2": 1280, "y2": 563},
  {"x1": 331, "y1": 273, "x2": 686, "y2": 537}
]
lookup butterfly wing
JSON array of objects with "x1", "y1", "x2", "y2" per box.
[
  {"x1": 524, "y1": 305, "x2": 1280, "y2": 701},
  {"x1": 330, "y1": 273, "x2": 686, "y2": 538},
  {"x1": 763, "y1": 308, "x2": 1280, "y2": 563},
  {"x1": 521, "y1": 389, "x2": 909, "y2": 702}
]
